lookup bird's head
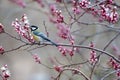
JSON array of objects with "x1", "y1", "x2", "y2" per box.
[{"x1": 30, "y1": 25, "x2": 38, "y2": 31}]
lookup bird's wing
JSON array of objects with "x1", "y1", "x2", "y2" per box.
[{"x1": 37, "y1": 32, "x2": 50, "y2": 41}]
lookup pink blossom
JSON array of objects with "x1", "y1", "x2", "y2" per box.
[
  {"x1": 72, "y1": 6, "x2": 81, "y2": 14},
  {"x1": 0, "y1": 46, "x2": 4, "y2": 55},
  {"x1": 50, "y1": 4, "x2": 57, "y2": 16},
  {"x1": 89, "y1": 42, "x2": 97, "y2": 64},
  {"x1": 54, "y1": 65, "x2": 63, "y2": 72},
  {"x1": 66, "y1": 47, "x2": 77, "y2": 57},
  {"x1": 109, "y1": 58, "x2": 119, "y2": 70},
  {"x1": 9, "y1": 0, "x2": 26, "y2": 8},
  {"x1": 99, "y1": 4, "x2": 119, "y2": 23},
  {"x1": 116, "y1": 70, "x2": 120, "y2": 77},
  {"x1": 70, "y1": 39, "x2": 75, "y2": 45},
  {"x1": 32, "y1": 54, "x2": 41, "y2": 64},
  {"x1": 49, "y1": 5, "x2": 64, "y2": 23},
  {"x1": 0, "y1": 64, "x2": 11, "y2": 80},
  {"x1": 56, "y1": 23, "x2": 75, "y2": 44},
  {"x1": 0, "y1": 23, "x2": 4, "y2": 34},
  {"x1": 71, "y1": 0, "x2": 119, "y2": 23},
  {"x1": 79, "y1": 0, "x2": 91, "y2": 8},
  {"x1": 89, "y1": 50, "x2": 97, "y2": 64},
  {"x1": 56, "y1": 23, "x2": 70, "y2": 39},
  {"x1": 71, "y1": 47, "x2": 77, "y2": 56},
  {"x1": 72, "y1": 0, "x2": 81, "y2": 14},
  {"x1": 72, "y1": 0, "x2": 90, "y2": 14},
  {"x1": 55, "y1": 10, "x2": 64, "y2": 23},
  {"x1": 90, "y1": 42, "x2": 94, "y2": 48},
  {"x1": 58, "y1": 46, "x2": 67, "y2": 56},
  {"x1": 58, "y1": 46, "x2": 76, "y2": 57},
  {"x1": 108, "y1": 58, "x2": 120, "y2": 77}
]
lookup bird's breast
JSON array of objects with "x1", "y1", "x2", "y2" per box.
[{"x1": 32, "y1": 34, "x2": 40, "y2": 42}]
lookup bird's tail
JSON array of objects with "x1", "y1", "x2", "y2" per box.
[{"x1": 49, "y1": 40, "x2": 58, "y2": 47}]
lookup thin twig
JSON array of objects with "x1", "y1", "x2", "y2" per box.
[
  {"x1": 70, "y1": 11, "x2": 87, "y2": 25},
  {"x1": 4, "y1": 32, "x2": 26, "y2": 43},
  {"x1": 101, "y1": 70, "x2": 116, "y2": 80},
  {"x1": 4, "y1": 44, "x2": 28, "y2": 53},
  {"x1": 76, "y1": 21, "x2": 120, "y2": 31},
  {"x1": 56, "y1": 67, "x2": 90, "y2": 80},
  {"x1": 63, "y1": 61, "x2": 88, "y2": 67},
  {"x1": 78, "y1": 29, "x2": 112, "y2": 45},
  {"x1": 43, "y1": 21, "x2": 49, "y2": 37},
  {"x1": 63, "y1": 0, "x2": 73, "y2": 19}
]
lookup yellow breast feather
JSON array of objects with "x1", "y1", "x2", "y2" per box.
[{"x1": 32, "y1": 34, "x2": 40, "y2": 42}]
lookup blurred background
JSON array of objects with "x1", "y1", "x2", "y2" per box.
[{"x1": 0, "y1": 0, "x2": 120, "y2": 80}]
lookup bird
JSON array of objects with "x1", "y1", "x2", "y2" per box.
[{"x1": 30, "y1": 25, "x2": 58, "y2": 47}]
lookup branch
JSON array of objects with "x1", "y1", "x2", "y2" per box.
[
  {"x1": 32, "y1": 42, "x2": 120, "y2": 63},
  {"x1": 56, "y1": 67, "x2": 90, "y2": 80},
  {"x1": 63, "y1": 61, "x2": 88, "y2": 67},
  {"x1": 4, "y1": 43, "x2": 28, "y2": 53},
  {"x1": 43, "y1": 21, "x2": 49, "y2": 37},
  {"x1": 4, "y1": 32, "x2": 27, "y2": 43}
]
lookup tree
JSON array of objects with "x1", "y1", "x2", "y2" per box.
[{"x1": 0, "y1": 0, "x2": 120, "y2": 80}]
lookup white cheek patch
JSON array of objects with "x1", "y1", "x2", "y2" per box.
[{"x1": 32, "y1": 27, "x2": 37, "y2": 31}]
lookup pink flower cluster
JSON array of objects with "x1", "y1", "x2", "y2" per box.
[
  {"x1": 89, "y1": 42, "x2": 97, "y2": 64},
  {"x1": 0, "y1": 46, "x2": 4, "y2": 55},
  {"x1": 56, "y1": 23, "x2": 75, "y2": 45},
  {"x1": 12, "y1": 14, "x2": 34, "y2": 43},
  {"x1": 72, "y1": 0, "x2": 90, "y2": 14},
  {"x1": 0, "y1": 23, "x2": 4, "y2": 34},
  {"x1": 49, "y1": 5, "x2": 74, "y2": 43},
  {"x1": 0, "y1": 64, "x2": 11, "y2": 80},
  {"x1": 54, "y1": 65, "x2": 63, "y2": 72},
  {"x1": 32, "y1": 54, "x2": 41, "y2": 64},
  {"x1": 56, "y1": 23, "x2": 70, "y2": 39},
  {"x1": 49, "y1": 4, "x2": 64, "y2": 23},
  {"x1": 79, "y1": 0, "x2": 91, "y2": 8},
  {"x1": 99, "y1": 4, "x2": 119, "y2": 23},
  {"x1": 109, "y1": 58, "x2": 120, "y2": 77},
  {"x1": 72, "y1": 0, "x2": 81, "y2": 15},
  {"x1": 71, "y1": 0, "x2": 119, "y2": 23},
  {"x1": 58, "y1": 46, "x2": 77, "y2": 57}
]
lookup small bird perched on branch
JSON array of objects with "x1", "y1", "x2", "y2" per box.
[{"x1": 30, "y1": 25, "x2": 58, "y2": 47}]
